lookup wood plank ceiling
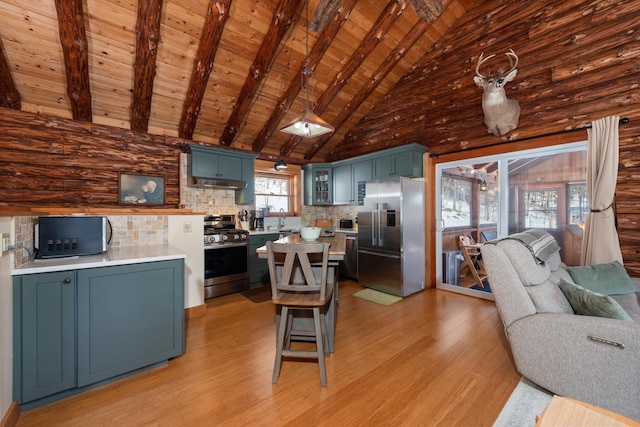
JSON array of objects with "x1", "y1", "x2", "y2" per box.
[{"x1": 0, "y1": 0, "x2": 472, "y2": 165}]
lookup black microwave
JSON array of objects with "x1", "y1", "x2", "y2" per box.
[{"x1": 35, "y1": 216, "x2": 110, "y2": 258}]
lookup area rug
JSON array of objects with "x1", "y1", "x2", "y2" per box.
[
  {"x1": 353, "y1": 288, "x2": 402, "y2": 306},
  {"x1": 241, "y1": 285, "x2": 272, "y2": 303},
  {"x1": 493, "y1": 378, "x2": 554, "y2": 427}
]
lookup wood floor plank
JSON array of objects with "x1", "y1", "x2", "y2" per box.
[{"x1": 15, "y1": 280, "x2": 521, "y2": 426}]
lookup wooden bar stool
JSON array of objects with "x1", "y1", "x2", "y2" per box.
[{"x1": 266, "y1": 241, "x2": 333, "y2": 386}]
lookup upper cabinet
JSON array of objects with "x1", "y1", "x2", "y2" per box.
[
  {"x1": 305, "y1": 144, "x2": 426, "y2": 206},
  {"x1": 189, "y1": 145, "x2": 243, "y2": 181},
  {"x1": 186, "y1": 145, "x2": 257, "y2": 204},
  {"x1": 303, "y1": 164, "x2": 333, "y2": 206},
  {"x1": 372, "y1": 147, "x2": 425, "y2": 178},
  {"x1": 333, "y1": 159, "x2": 372, "y2": 205},
  {"x1": 235, "y1": 157, "x2": 256, "y2": 205}
]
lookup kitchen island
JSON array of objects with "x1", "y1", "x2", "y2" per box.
[
  {"x1": 256, "y1": 233, "x2": 345, "y2": 352},
  {"x1": 12, "y1": 244, "x2": 185, "y2": 409},
  {"x1": 255, "y1": 232, "x2": 346, "y2": 260}
]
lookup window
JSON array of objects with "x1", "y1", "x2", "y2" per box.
[
  {"x1": 479, "y1": 183, "x2": 498, "y2": 225},
  {"x1": 254, "y1": 170, "x2": 299, "y2": 216},
  {"x1": 567, "y1": 183, "x2": 589, "y2": 225},
  {"x1": 521, "y1": 189, "x2": 559, "y2": 229},
  {"x1": 441, "y1": 175, "x2": 471, "y2": 228}
]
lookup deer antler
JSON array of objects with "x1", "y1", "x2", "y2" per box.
[
  {"x1": 505, "y1": 49, "x2": 519, "y2": 74},
  {"x1": 475, "y1": 52, "x2": 496, "y2": 79}
]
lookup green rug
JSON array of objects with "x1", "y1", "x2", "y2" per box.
[{"x1": 353, "y1": 288, "x2": 403, "y2": 306}]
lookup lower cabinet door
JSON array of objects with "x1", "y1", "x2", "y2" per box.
[
  {"x1": 17, "y1": 271, "x2": 77, "y2": 403},
  {"x1": 76, "y1": 260, "x2": 184, "y2": 387}
]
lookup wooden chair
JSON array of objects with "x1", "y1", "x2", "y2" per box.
[
  {"x1": 266, "y1": 241, "x2": 333, "y2": 386},
  {"x1": 458, "y1": 235, "x2": 488, "y2": 288}
]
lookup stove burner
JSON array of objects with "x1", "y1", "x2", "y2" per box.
[{"x1": 203, "y1": 215, "x2": 249, "y2": 245}]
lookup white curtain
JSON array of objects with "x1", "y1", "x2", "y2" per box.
[{"x1": 580, "y1": 115, "x2": 623, "y2": 266}]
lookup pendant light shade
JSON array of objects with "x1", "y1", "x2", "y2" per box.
[
  {"x1": 280, "y1": 0, "x2": 334, "y2": 138},
  {"x1": 280, "y1": 110, "x2": 335, "y2": 137}
]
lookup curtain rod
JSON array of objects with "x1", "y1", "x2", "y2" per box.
[{"x1": 428, "y1": 117, "x2": 630, "y2": 158}]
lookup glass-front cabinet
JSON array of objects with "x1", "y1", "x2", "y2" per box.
[{"x1": 303, "y1": 164, "x2": 333, "y2": 205}]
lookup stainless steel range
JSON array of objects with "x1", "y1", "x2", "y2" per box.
[{"x1": 203, "y1": 214, "x2": 250, "y2": 299}]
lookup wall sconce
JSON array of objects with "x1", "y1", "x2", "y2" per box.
[
  {"x1": 479, "y1": 179, "x2": 488, "y2": 191},
  {"x1": 274, "y1": 159, "x2": 288, "y2": 171}
]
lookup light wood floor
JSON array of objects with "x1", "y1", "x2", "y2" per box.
[{"x1": 16, "y1": 280, "x2": 521, "y2": 426}]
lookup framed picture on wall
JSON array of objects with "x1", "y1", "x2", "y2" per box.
[{"x1": 119, "y1": 173, "x2": 165, "y2": 205}]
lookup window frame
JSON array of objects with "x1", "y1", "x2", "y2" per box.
[{"x1": 254, "y1": 161, "x2": 301, "y2": 217}]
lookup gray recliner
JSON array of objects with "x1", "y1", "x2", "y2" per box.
[{"x1": 481, "y1": 236, "x2": 640, "y2": 421}]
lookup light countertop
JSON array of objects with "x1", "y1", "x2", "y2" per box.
[
  {"x1": 12, "y1": 244, "x2": 186, "y2": 275},
  {"x1": 249, "y1": 228, "x2": 356, "y2": 235},
  {"x1": 255, "y1": 233, "x2": 346, "y2": 260}
]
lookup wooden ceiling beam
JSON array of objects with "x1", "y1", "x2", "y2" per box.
[
  {"x1": 251, "y1": 0, "x2": 359, "y2": 154},
  {"x1": 54, "y1": 0, "x2": 92, "y2": 121},
  {"x1": 0, "y1": 42, "x2": 20, "y2": 109},
  {"x1": 310, "y1": 0, "x2": 342, "y2": 32},
  {"x1": 319, "y1": 18, "x2": 432, "y2": 161},
  {"x1": 178, "y1": 0, "x2": 233, "y2": 140},
  {"x1": 280, "y1": 0, "x2": 410, "y2": 157},
  {"x1": 405, "y1": 0, "x2": 445, "y2": 22},
  {"x1": 219, "y1": 0, "x2": 302, "y2": 146},
  {"x1": 130, "y1": 0, "x2": 164, "y2": 132}
]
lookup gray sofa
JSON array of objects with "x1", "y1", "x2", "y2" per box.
[{"x1": 481, "y1": 235, "x2": 640, "y2": 421}]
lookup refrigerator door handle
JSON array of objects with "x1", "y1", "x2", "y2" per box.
[
  {"x1": 378, "y1": 208, "x2": 384, "y2": 247},
  {"x1": 358, "y1": 249, "x2": 401, "y2": 259},
  {"x1": 371, "y1": 210, "x2": 376, "y2": 247}
]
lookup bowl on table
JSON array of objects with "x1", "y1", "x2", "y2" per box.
[{"x1": 300, "y1": 227, "x2": 321, "y2": 241}]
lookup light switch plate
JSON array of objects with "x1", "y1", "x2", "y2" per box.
[{"x1": 183, "y1": 222, "x2": 192, "y2": 233}]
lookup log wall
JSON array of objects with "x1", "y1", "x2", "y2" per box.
[
  {"x1": 332, "y1": 0, "x2": 640, "y2": 276},
  {"x1": 0, "y1": 109, "x2": 184, "y2": 208}
]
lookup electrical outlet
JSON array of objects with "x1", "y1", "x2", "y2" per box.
[
  {"x1": 1, "y1": 233, "x2": 9, "y2": 256},
  {"x1": 183, "y1": 222, "x2": 192, "y2": 233}
]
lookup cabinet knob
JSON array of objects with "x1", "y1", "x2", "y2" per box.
[{"x1": 63, "y1": 278, "x2": 72, "y2": 284}]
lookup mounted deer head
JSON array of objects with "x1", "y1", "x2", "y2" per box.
[{"x1": 474, "y1": 49, "x2": 520, "y2": 137}]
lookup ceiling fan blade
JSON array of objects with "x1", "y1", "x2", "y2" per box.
[{"x1": 310, "y1": 0, "x2": 342, "y2": 32}]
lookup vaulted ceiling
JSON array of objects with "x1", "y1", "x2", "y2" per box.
[{"x1": 0, "y1": 0, "x2": 472, "y2": 165}]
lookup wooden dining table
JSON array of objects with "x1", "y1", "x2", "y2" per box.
[{"x1": 256, "y1": 232, "x2": 346, "y2": 352}]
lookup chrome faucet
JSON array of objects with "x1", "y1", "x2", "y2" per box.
[{"x1": 278, "y1": 208, "x2": 286, "y2": 229}]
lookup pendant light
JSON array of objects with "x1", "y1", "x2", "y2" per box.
[
  {"x1": 280, "y1": 0, "x2": 334, "y2": 138},
  {"x1": 274, "y1": 159, "x2": 288, "y2": 171}
]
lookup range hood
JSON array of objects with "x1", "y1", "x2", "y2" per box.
[{"x1": 187, "y1": 176, "x2": 247, "y2": 189}]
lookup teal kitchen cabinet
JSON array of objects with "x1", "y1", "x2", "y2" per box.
[
  {"x1": 189, "y1": 145, "x2": 244, "y2": 181},
  {"x1": 333, "y1": 159, "x2": 372, "y2": 205},
  {"x1": 250, "y1": 233, "x2": 279, "y2": 285},
  {"x1": 372, "y1": 145, "x2": 425, "y2": 179},
  {"x1": 13, "y1": 259, "x2": 184, "y2": 407},
  {"x1": 303, "y1": 164, "x2": 333, "y2": 205},
  {"x1": 235, "y1": 157, "x2": 256, "y2": 205},
  {"x1": 14, "y1": 271, "x2": 76, "y2": 403},
  {"x1": 77, "y1": 261, "x2": 184, "y2": 387}
]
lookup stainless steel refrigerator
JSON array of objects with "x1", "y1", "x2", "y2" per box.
[{"x1": 358, "y1": 176, "x2": 425, "y2": 297}]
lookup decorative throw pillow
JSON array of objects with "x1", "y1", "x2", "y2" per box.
[
  {"x1": 558, "y1": 279, "x2": 632, "y2": 321},
  {"x1": 568, "y1": 261, "x2": 636, "y2": 296}
]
